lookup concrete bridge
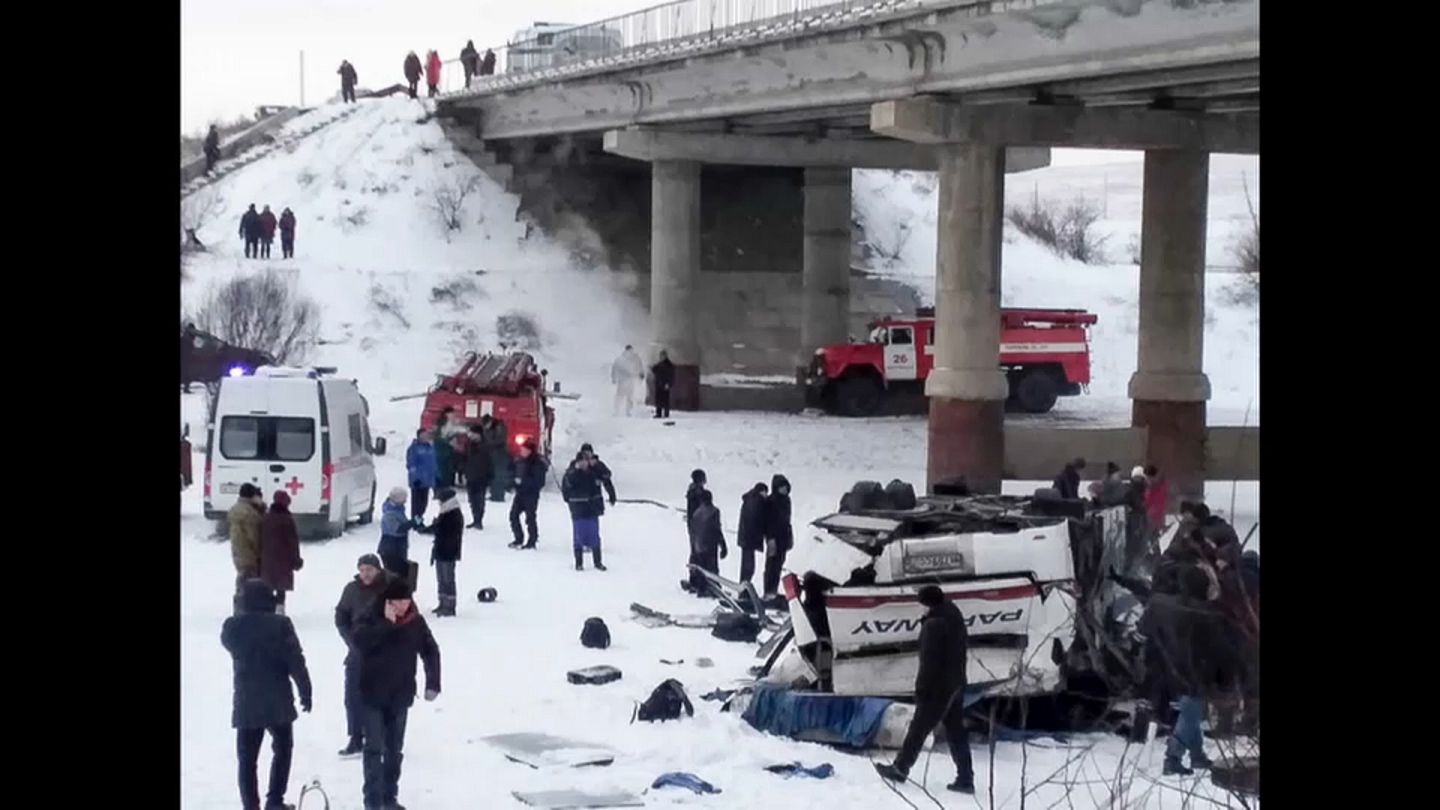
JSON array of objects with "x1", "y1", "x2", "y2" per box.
[{"x1": 437, "y1": 0, "x2": 1261, "y2": 498}]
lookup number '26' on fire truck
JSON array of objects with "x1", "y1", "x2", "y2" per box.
[{"x1": 802, "y1": 307, "x2": 1098, "y2": 417}]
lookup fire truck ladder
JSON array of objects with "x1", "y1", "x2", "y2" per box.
[{"x1": 445, "y1": 352, "x2": 536, "y2": 396}]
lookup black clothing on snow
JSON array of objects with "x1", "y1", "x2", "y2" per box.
[
  {"x1": 352, "y1": 606, "x2": 441, "y2": 710},
  {"x1": 221, "y1": 579, "x2": 313, "y2": 730},
  {"x1": 237, "y1": 722, "x2": 293, "y2": 810}
]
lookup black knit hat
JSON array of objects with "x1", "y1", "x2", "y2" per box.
[{"x1": 382, "y1": 579, "x2": 413, "y2": 601}]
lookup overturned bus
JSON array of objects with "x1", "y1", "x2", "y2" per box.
[{"x1": 757, "y1": 491, "x2": 1152, "y2": 702}]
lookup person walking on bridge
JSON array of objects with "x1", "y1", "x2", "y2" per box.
[
  {"x1": 480, "y1": 48, "x2": 496, "y2": 76},
  {"x1": 460, "y1": 41, "x2": 479, "y2": 88},
  {"x1": 338, "y1": 60, "x2": 358, "y2": 103},
  {"x1": 425, "y1": 50, "x2": 442, "y2": 98},
  {"x1": 403, "y1": 51, "x2": 422, "y2": 99}
]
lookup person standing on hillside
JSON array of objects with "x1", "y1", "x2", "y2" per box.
[
  {"x1": 480, "y1": 48, "x2": 496, "y2": 76},
  {"x1": 651, "y1": 350, "x2": 675, "y2": 419},
  {"x1": 337, "y1": 60, "x2": 358, "y2": 103},
  {"x1": 425, "y1": 50, "x2": 443, "y2": 97},
  {"x1": 278, "y1": 207, "x2": 297, "y2": 259},
  {"x1": 260, "y1": 490, "x2": 303, "y2": 616},
  {"x1": 763, "y1": 474, "x2": 794, "y2": 601},
  {"x1": 223, "y1": 579, "x2": 313, "y2": 810},
  {"x1": 334, "y1": 554, "x2": 389, "y2": 759},
  {"x1": 736, "y1": 481, "x2": 769, "y2": 585},
  {"x1": 204, "y1": 124, "x2": 221, "y2": 174},
  {"x1": 508, "y1": 439, "x2": 547, "y2": 549},
  {"x1": 562, "y1": 452, "x2": 607, "y2": 571},
  {"x1": 239, "y1": 204, "x2": 261, "y2": 259},
  {"x1": 460, "y1": 41, "x2": 479, "y2": 88},
  {"x1": 403, "y1": 51, "x2": 423, "y2": 99},
  {"x1": 429, "y1": 487, "x2": 464, "y2": 616},
  {"x1": 463, "y1": 423, "x2": 493, "y2": 529},
  {"x1": 258, "y1": 205, "x2": 278, "y2": 259},
  {"x1": 230, "y1": 483, "x2": 266, "y2": 613},
  {"x1": 406, "y1": 429, "x2": 438, "y2": 519},
  {"x1": 611, "y1": 345, "x2": 644, "y2": 416}
]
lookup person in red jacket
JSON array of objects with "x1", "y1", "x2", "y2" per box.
[
  {"x1": 278, "y1": 207, "x2": 297, "y2": 259},
  {"x1": 1142, "y1": 464, "x2": 1169, "y2": 552},
  {"x1": 258, "y1": 205, "x2": 279, "y2": 259},
  {"x1": 261, "y1": 490, "x2": 304, "y2": 615},
  {"x1": 425, "y1": 50, "x2": 442, "y2": 97}
]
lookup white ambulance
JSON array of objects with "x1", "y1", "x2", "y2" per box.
[{"x1": 203, "y1": 366, "x2": 386, "y2": 538}]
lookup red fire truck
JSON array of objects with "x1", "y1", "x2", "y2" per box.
[
  {"x1": 418, "y1": 352, "x2": 556, "y2": 459},
  {"x1": 802, "y1": 307, "x2": 1097, "y2": 416}
]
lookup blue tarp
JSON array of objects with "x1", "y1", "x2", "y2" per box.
[
  {"x1": 765, "y1": 761, "x2": 835, "y2": 779},
  {"x1": 650, "y1": 772, "x2": 721, "y2": 794},
  {"x1": 742, "y1": 686, "x2": 892, "y2": 747}
]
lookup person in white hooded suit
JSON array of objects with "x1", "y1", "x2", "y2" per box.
[{"x1": 610, "y1": 345, "x2": 645, "y2": 416}]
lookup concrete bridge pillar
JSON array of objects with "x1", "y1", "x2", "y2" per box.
[
  {"x1": 927, "y1": 143, "x2": 1009, "y2": 494},
  {"x1": 650, "y1": 159, "x2": 702, "y2": 410},
  {"x1": 1129, "y1": 149, "x2": 1212, "y2": 505},
  {"x1": 800, "y1": 167, "x2": 853, "y2": 365}
]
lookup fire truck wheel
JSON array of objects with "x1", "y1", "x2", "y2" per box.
[
  {"x1": 835, "y1": 375, "x2": 883, "y2": 417},
  {"x1": 1014, "y1": 370, "x2": 1059, "y2": 414}
]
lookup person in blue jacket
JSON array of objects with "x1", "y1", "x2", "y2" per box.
[
  {"x1": 508, "y1": 439, "x2": 548, "y2": 549},
  {"x1": 377, "y1": 488, "x2": 414, "y2": 577},
  {"x1": 406, "y1": 429, "x2": 438, "y2": 520}
]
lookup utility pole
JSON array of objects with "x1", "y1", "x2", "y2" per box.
[{"x1": 299, "y1": 50, "x2": 305, "y2": 107}]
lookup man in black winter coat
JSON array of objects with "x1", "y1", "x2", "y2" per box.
[
  {"x1": 579, "y1": 443, "x2": 617, "y2": 513},
  {"x1": 239, "y1": 204, "x2": 262, "y2": 259},
  {"x1": 353, "y1": 579, "x2": 441, "y2": 810},
  {"x1": 463, "y1": 424, "x2": 493, "y2": 528},
  {"x1": 223, "y1": 579, "x2": 313, "y2": 810},
  {"x1": 687, "y1": 489, "x2": 728, "y2": 595},
  {"x1": 429, "y1": 487, "x2": 465, "y2": 616},
  {"x1": 651, "y1": 351, "x2": 675, "y2": 418},
  {"x1": 508, "y1": 440, "x2": 548, "y2": 549},
  {"x1": 763, "y1": 474, "x2": 794, "y2": 599},
  {"x1": 736, "y1": 482, "x2": 769, "y2": 584},
  {"x1": 876, "y1": 585, "x2": 974, "y2": 794},
  {"x1": 334, "y1": 554, "x2": 389, "y2": 758},
  {"x1": 1143, "y1": 564, "x2": 1229, "y2": 776},
  {"x1": 337, "y1": 60, "x2": 358, "y2": 103},
  {"x1": 204, "y1": 124, "x2": 221, "y2": 173},
  {"x1": 403, "y1": 51, "x2": 423, "y2": 98},
  {"x1": 562, "y1": 453, "x2": 607, "y2": 571},
  {"x1": 681, "y1": 469, "x2": 709, "y2": 592},
  {"x1": 1052, "y1": 457, "x2": 1086, "y2": 500}
]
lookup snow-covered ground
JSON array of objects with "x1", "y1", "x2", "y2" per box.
[{"x1": 181, "y1": 98, "x2": 1259, "y2": 808}]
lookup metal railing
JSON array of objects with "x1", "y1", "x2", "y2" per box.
[{"x1": 440, "y1": 0, "x2": 920, "y2": 94}]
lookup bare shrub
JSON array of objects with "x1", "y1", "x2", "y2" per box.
[
  {"x1": 180, "y1": 189, "x2": 223, "y2": 279},
  {"x1": 194, "y1": 270, "x2": 320, "y2": 363},
  {"x1": 296, "y1": 170, "x2": 318, "y2": 188},
  {"x1": 1007, "y1": 191, "x2": 1110, "y2": 264},
  {"x1": 430, "y1": 275, "x2": 482, "y2": 310},
  {"x1": 1232, "y1": 171, "x2": 1260, "y2": 282},
  {"x1": 430, "y1": 175, "x2": 483, "y2": 239},
  {"x1": 341, "y1": 205, "x2": 370, "y2": 231},
  {"x1": 496, "y1": 311, "x2": 542, "y2": 351},
  {"x1": 369, "y1": 284, "x2": 410, "y2": 328}
]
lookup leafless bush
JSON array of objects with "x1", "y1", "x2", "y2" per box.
[
  {"x1": 430, "y1": 175, "x2": 483, "y2": 239},
  {"x1": 369, "y1": 284, "x2": 410, "y2": 328},
  {"x1": 496, "y1": 311, "x2": 542, "y2": 351},
  {"x1": 341, "y1": 205, "x2": 370, "y2": 231},
  {"x1": 1232, "y1": 172, "x2": 1259, "y2": 282},
  {"x1": 430, "y1": 275, "x2": 483, "y2": 310},
  {"x1": 1007, "y1": 192, "x2": 1110, "y2": 264},
  {"x1": 194, "y1": 270, "x2": 320, "y2": 363},
  {"x1": 296, "y1": 170, "x2": 318, "y2": 188}
]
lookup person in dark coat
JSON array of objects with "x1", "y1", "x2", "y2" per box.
[
  {"x1": 239, "y1": 204, "x2": 261, "y2": 259},
  {"x1": 258, "y1": 205, "x2": 278, "y2": 259},
  {"x1": 353, "y1": 579, "x2": 440, "y2": 810},
  {"x1": 204, "y1": 124, "x2": 221, "y2": 173},
  {"x1": 736, "y1": 482, "x2": 769, "y2": 585},
  {"x1": 403, "y1": 51, "x2": 423, "y2": 98},
  {"x1": 334, "y1": 554, "x2": 389, "y2": 758},
  {"x1": 428, "y1": 487, "x2": 464, "y2": 616},
  {"x1": 460, "y1": 41, "x2": 479, "y2": 87},
  {"x1": 562, "y1": 453, "x2": 607, "y2": 571},
  {"x1": 405, "y1": 429, "x2": 438, "y2": 519},
  {"x1": 433, "y1": 409, "x2": 459, "y2": 488},
  {"x1": 508, "y1": 439, "x2": 548, "y2": 549},
  {"x1": 680, "y1": 469, "x2": 709, "y2": 591},
  {"x1": 687, "y1": 489, "x2": 728, "y2": 596},
  {"x1": 763, "y1": 474, "x2": 794, "y2": 599},
  {"x1": 651, "y1": 350, "x2": 675, "y2": 418},
  {"x1": 222, "y1": 579, "x2": 313, "y2": 810},
  {"x1": 278, "y1": 207, "x2": 297, "y2": 259},
  {"x1": 1142, "y1": 563, "x2": 1230, "y2": 775},
  {"x1": 260, "y1": 490, "x2": 303, "y2": 615},
  {"x1": 480, "y1": 48, "x2": 496, "y2": 76},
  {"x1": 337, "y1": 60, "x2": 358, "y2": 103},
  {"x1": 463, "y1": 423, "x2": 493, "y2": 528},
  {"x1": 1052, "y1": 457, "x2": 1086, "y2": 500},
  {"x1": 875, "y1": 585, "x2": 973, "y2": 793},
  {"x1": 377, "y1": 487, "x2": 413, "y2": 576},
  {"x1": 480, "y1": 415, "x2": 510, "y2": 502}
]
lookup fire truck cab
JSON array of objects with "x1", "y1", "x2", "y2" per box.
[{"x1": 803, "y1": 307, "x2": 1097, "y2": 416}]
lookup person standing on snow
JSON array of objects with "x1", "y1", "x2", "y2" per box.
[
  {"x1": 425, "y1": 50, "x2": 443, "y2": 97},
  {"x1": 433, "y1": 407, "x2": 462, "y2": 488},
  {"x1": 278, "y1": 207, "x2": 297, "y2": 259},
  {"x1": 651, "y1": 350, "x2": 675, "y2": 419},
  {"x1": 259, "y1": 205, "x2": 278, "y2": 259},
  {"x1": 1143, "y1": 465, "x2": 1170, "y2": 542},
  {"x1": 230, "y1": 483, "x2": 266, "y2": 613},
  {"x1": 403, "y1": 51, "x2": 423, "y2": 98},
  {"x1": 377, "y1": 487, "x2": 414, "y2": 577},
  {"x1": 352, "y1": 579, "x2": 441, "y2": 810},
  {"x1": 334, "y1": 554, "x2": 390, "y2": 759},
  {"x1": 508, "y1": 439, "x2": 547, "y2": 549},
  {"x1": 462, "y1": 423, "x2": 493, "y2": 529},
  {"x1": 223, "y1": 579, "x2": 313, "y2": 810},
  {"x1": 763, "y1": 474, "x2": 794, "y2": 600},
  {"x1": 480, "y1": 48, "x2": 496, "y2": 76},
  {"x1": 428, "y1": 487, "x2": 464, "y2": 616},
  {"x1": 610, "y1": 345, "x2": 644, "y2": 416},
  {"x1": 204, "y1": 124, "x2": 221, "y2": 174},
  {"x1": 460, "y1": 40, "x2": 480, "y2": 88},
  {"x1": 239, "y1": 204, "x2": 262, "y2": 259},
  {"x1": 579, "y1": 443, "x2": 616, "y2": 509},
  {"x1": 875, "y1": 584, "x2": 974, "y2": 794},
  {"x1": 480, "y1": 414, "x2": 510, "y2": 503},
  {"x1": 681, "y1": 469, "x2": 709, "y2": 593},
  {"x1": 687, "y1": 489, "x2": 728, "y2": 596},
  {"x1": 1052, "y1": 457, "x2": 1086, "y2": 500},
  {"x1": 736, "y1": 482, "x2": 769, "y2": 585},
  {"x1": 337, "y1": 59, "x2": 358, "y2": 103},
  {"x1": 562, "y1": 452, "x2": 607, "y2": 571},
  {"x1": 260, "y1": 490, "x2": 303, "y2": 616},
  {"x1": 405, "y1": 429, "x2": 438, "y2": 519}
]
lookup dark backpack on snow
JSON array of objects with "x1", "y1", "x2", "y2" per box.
[
  {"x1": 711, "y1": 611, "x2": 761, "y2": 643},
  {"x1": 633, "y1": 678, "x2": 694, "y2": 723},
  {"x1": 580, "y1": 617, "x2": 611, "y2": 649}
]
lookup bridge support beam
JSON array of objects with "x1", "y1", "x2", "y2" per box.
[
  {"x1": 650, "y1": 160, "x2": 702, "y2": 411},
  {"x1": 1130, "y1": 150, "x2": 1212, "y2": 505},
  {"x1": 926, "y1": 143, "x2": 1009, "y2": 495},
  {"x1": 800, "y1": 167, "x2": 853, "y2": 367}
]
